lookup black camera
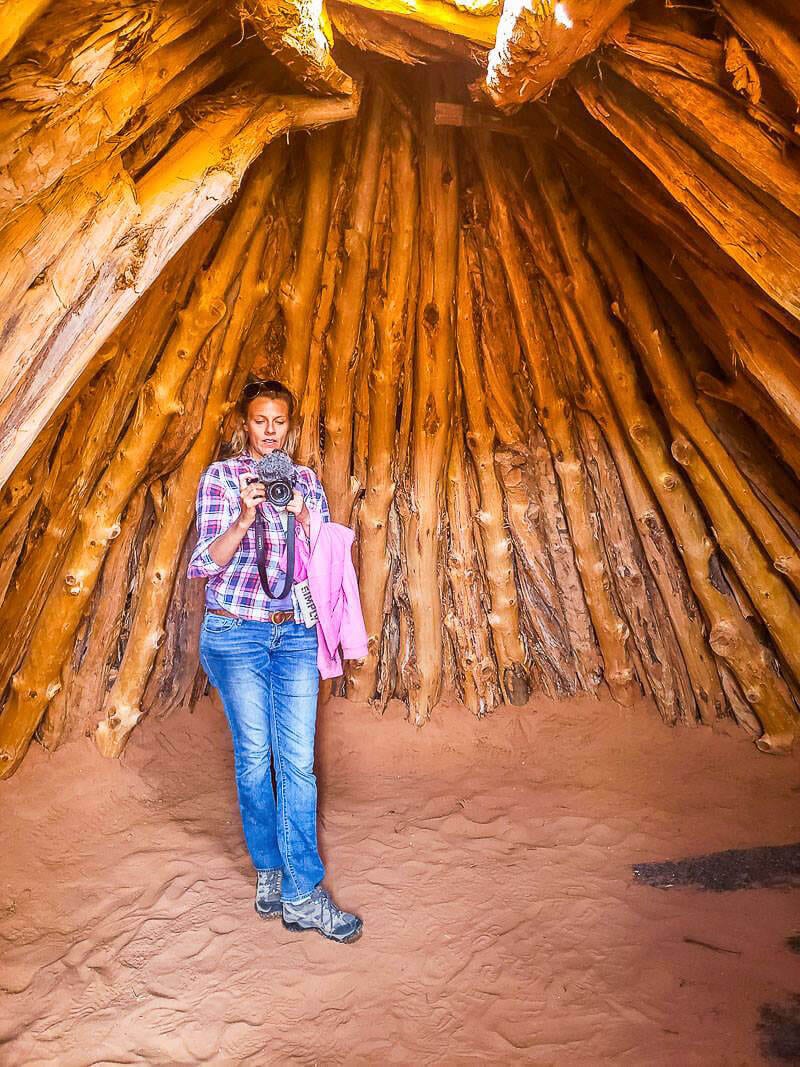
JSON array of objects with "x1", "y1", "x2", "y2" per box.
[{"x1": 250, "y1": 449, "x2": 296, "y2": 508}]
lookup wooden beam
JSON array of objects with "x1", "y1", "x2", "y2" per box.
[
  {"x1": 241, "y1": 0, "x2": 354, "y2": 94},
  {"x1": 481, "y1": 0, "x2": 632, "y2": 110}
]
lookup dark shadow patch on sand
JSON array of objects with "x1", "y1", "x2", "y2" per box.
[
  {"x1": 632, "y1": 843, "x2": 800, "y2": 892},
  {"x1": 786, "y1": 935, "x2": 800, "y2": 956},
  {"x1": 758, "y1": 995, "x2": 800, "y2": 1063}
]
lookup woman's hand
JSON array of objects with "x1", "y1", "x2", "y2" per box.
[
  {"x1": 286, "y1": 489, "x2": 310, "y2": 534},
  {"x1": 237, "y1": 473, "x2": 265, "y2": 529}
]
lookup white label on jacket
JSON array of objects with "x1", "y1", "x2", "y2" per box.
[{"x1": 294, "y1": 579, "x2": 318, "y2": 628}]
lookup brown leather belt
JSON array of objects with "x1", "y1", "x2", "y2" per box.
[{"x1": 207, "y1": 607, "x2": 294, "y2": 625}]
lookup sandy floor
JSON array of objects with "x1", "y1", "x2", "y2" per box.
[{"x1": 1, "y1": 690, "x2": 799, "y2": 1065}]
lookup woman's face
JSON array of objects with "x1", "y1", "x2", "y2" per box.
[{"x1": 244, "y1": 396, "x2": 291, "y2": 457}]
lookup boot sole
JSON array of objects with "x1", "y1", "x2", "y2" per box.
[
  {"x1": 254, "y1": 902, "x2": 282, "y2": 921},
  {"x1": 281, "y1": 918, "x2": 363, "y2": 944}
]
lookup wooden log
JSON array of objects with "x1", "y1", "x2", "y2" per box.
[
  {"x1": 280, "y1": 128, "x2": 337, "y2": 405},
  {"x1": 669, "y1": 433, "x2": 800, "y2": 687},
  {"x1": 465, "y1": 209, "x2": 592, "y2": 693},
  {"x1": 550, "y1": 170, "x2": 798, "y2": 750},
  {"x1": 350, "y1": 115, "x2": 417, "y2": 704},
  {"x1": 322, "y1": 86, "x2": 384, "y2": 525},
  {"x1": 454, "y1": 234, "x2": 529, "y2": 705},
  {"x1": 473, "y1": 132, "x2": 636, "y2": 706},
  {"x1": 573, "y1": 66, "x2": 800, "y2": 324},
  {"x1": 581, "y1": 198, "x2": 800, "y2": 672},
  {"x1": 0, "y1": 416, "x2": 62, "y2": 607},
  {"x1": 0, "y1": 156, "x2": 280, "y2": 779},
  {"x1": 698, "y1": 396, "x2": 800, "y2": 552},
  {"x1": 296, "y1": 123, "x2": 359, "y2": 471},
  {"x1": 38, "y1": 485, "x2": 149, "y2": 750},
  {"x1": 0, "y1": 160, "x2": 139, "y2": 408},
  {"x1": 577, "y1": 409, "x2": 696, "y2": 725},
  {"x1": 94, "y1": 155, "x2": 283, "y2": 758},
  {"x1": 598, "y1": 233, "x2": 800, "y2": 596},
  {"x1": 0, "y1": 225, "x2": 216, "y2": 702},
  {"x1": 602, "y1": 49, "x2": 800, "y2": 219},
  {"x1": 606, "y1": 15, "x2": 799, "y2": 146},
  {"x1": 402, "y1": 83, "x2": 458, "y2": 725},
  {"x1": 443, "y1": 410, "x2": 503, "y2": 716},
  {"x1": 482, "y1": 0, "x2": 633, "y2": 109},
  {"x1": 696, "y1": 372, "x2": 800, "y2": 479},
  {"x1": 522, "y1": 143, "x2": 727, "y2": 725},
  {"x1": 676, "y1": 253, "x2": 800, "y2": 440},
  {"x1": 242, "y1": 0, "x2": 353, "y2": 94},
  {"x1": 333, "y1": 0, "x2": 497, "y2": 47},
  {"x1": 329, "y1": 2, "x2": 454, "y2": 64},
  {"x1": 140, "y1": 529, "x2": 205, "y2": 723},
  {"x1": 0, "y1": 0, "x2": 52, "y2": 63},
  {"x1": 462, "y1": 217, "x2": 527, "y2": 446},
  {"x1": 0, "y1": 82, "x2": 360, "y2": 493},
  {"x1": 715, "y1": 0, "x2": 800, "y2": 114},
  {"x1": 0, "y1": 12, "x2": 238, "y2": 213}
]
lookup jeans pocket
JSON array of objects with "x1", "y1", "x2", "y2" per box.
[{"x1": 202, "y1": 613, "x2": 239, "y2": 634}]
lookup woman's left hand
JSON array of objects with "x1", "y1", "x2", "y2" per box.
[{"x1": 286, "y1": 490, "x2": 310, "y2": 531}]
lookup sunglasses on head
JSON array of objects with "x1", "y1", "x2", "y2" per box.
[{"x1": 243, "y1": 378, "x2": 287, "y2": 400}]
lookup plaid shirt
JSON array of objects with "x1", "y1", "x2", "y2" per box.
[{"x1": 187, "y1": 453, "x2": 330, "y2": 620}]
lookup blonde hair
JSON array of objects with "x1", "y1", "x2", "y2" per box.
[{"x1": 230, "y1": 378, "x2": 298, "y2": 459}]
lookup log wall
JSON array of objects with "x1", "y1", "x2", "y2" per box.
[{"x1": 0, "y1": 1, "x2": 799, "y2": 777}]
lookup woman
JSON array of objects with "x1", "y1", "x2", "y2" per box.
[{"x1": 188, "y1": 378, "x2": 362, "y2": 945}]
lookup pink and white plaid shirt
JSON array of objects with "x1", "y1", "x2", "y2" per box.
[{"x1": 187, "y1": 453, "x2": 330, "y2": 620}]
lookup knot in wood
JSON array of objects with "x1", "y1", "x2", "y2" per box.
[{"x1": 422, "y1": 302, "x2": 439, "y2": 331}]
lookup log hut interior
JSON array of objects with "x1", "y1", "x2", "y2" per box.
[{"x1": 2, "y1": 0, "x2": 800, "y2": 1062}]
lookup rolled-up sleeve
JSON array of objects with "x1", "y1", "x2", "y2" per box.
[{"x1": 187, "y1": 466, "x2": 233, "y2": 578}]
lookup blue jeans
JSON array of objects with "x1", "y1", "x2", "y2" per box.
[{"x1": 199, "y1": 614, "x2": 325, "y2": 903}]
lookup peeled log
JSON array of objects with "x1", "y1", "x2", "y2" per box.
[
  {"x1": 0, "y1": 12, "x2": 237, "y2": 214},
  {"x1": 334, "y1": 0, "x2": 497, "y2": 47},
  {"x1": 402, "y1": 85, "x2": 458, "y2": 725},
  {"x1": 716, "y1": 0, "x2": 800, "y2": 114},
  {"x1": 0, "y1": 83, "x2": 360, "y2": 493},
  {"x1": 443, "y1": 411, "x2": 502, "y2": 717},
  {"x1": 350, "y1": 116, "x2": 416, "y2": 704},
  {"x1": 474, "y1": 132, "x2": 636, "y2": 706},
  {"x1": 603, "y1": 50, "x2": 800, "y2": 220},
  {"x1": 455, "y1": 236, "x2": 529, "y2": 706},
  {"x1": 482, "y1": 0, "x2": 633, "y2": 110},
  {"x1": 573, "y1": 68, "x2": 800, "y2": 324},
  {"x1": 94, "y1": 154, "x2": 282, "y2": 758},
  {"x1": 241, "y1": 0, "x2": 353, "y2": 94},
  {"x1": 0, "y1": 0, "x2": 52, "y2": 62},
  {"x1": 696, "y1": 372, "x2": 800, "y2": 479},
  {"x1": 280, "y1": 128, "x2": 337, "y2": 404},
  {"x1": 0, "y1": 228, "x2": 214, "y2": 702},
  {"x1": 557, "y1": 175, "x2": 798, "y2": 750},
  {"x1": 322, "y1": 87, "x2": 384, "y2": 524},
  {"x1": 0, "y1": 159, "x2": 280, "y2": 779}
]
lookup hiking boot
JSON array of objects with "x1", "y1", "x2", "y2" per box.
[
  {"x1": 281, "y1": 885, "x2": 363, "y2": 944},
  {"x1": 255, "y1": 868, "x2": 282, "y2": 920}
]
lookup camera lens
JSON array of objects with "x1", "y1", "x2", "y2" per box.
[{"x1": 268, "y1": 480, "x2": 293, "y2": 507}]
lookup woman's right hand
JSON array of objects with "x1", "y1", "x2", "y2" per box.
[{"x1": 237, "y1": 473, "x2": 265, "y2": 529}]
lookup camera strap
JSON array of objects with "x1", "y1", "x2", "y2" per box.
[{"x1": 254, "y1": 510, "x2": 295, "y2": 601}]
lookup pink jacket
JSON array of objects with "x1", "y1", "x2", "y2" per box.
[{"x1": 290, "y1": 509, "x2": 368, "y2": 679}]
